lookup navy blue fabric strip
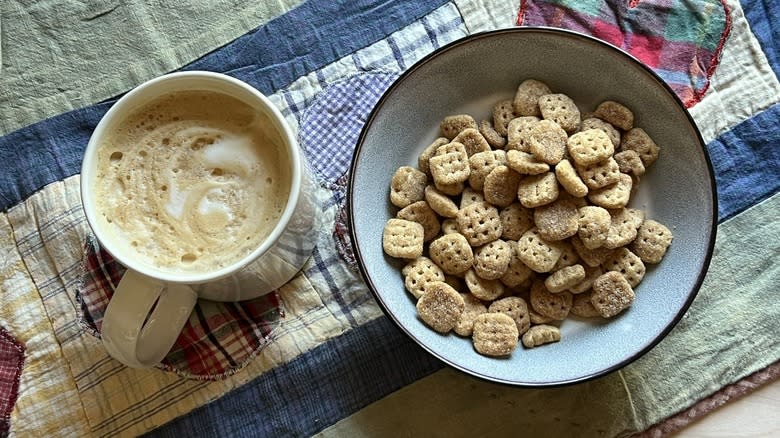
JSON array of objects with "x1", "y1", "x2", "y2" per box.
[
  {"x1": 143, "y1": 316, "x2": 444, "y2": 437},
  {"x1": 741, "y1": 0, "x2": 780, "y2": 77},
  {"x1": 706, "y1": 102, "x2": 780, "y2": 222},
  {"x1": 0, "y1": 0, "x2": 449, "y2": 212}
]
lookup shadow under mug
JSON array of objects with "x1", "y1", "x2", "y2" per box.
[{"x1": 80, "y1": 71, "x2": 320, "y2": 368}]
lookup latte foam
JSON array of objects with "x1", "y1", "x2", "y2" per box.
[{"x1": 94, "y1": 90, "x2": 291, "y2": 273}]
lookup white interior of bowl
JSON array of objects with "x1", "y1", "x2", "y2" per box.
[{"x1": 349, "y1": 28, "x2": 716, "y2": 386}]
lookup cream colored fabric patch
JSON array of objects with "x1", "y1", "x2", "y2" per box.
[{"x1": 0, "y1": 0, "x2": 304, "y2": 135}]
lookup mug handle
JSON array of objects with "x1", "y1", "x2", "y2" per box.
[{"x1": 101, "y1": 270, "x2": 198, "y2": 368}]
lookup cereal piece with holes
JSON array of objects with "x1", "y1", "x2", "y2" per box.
[
  {"x1": 479, "y1": 119, "x2": 507, "y2": 149},
  {"x1": 501, "y1": 241, "x2": 534, "y2": 287},
  {"x1": 429, "y1": 142, "x2": 470, "y2": 185},
  {"x1": 516, "y1": 227, "x2": 563, "y2": 273},
  {"x1": 484, "y1": 165, "x2": 522, "y2": 208},
  {"x1": 390, "y1": 166, "x2": 427, "y2": 208},
  {"x1": 453, "y1": 128, "x2": 491, "y2": 156},
  {"x1": 397, "y1": 201, "x2": 440, "y2": 242},
  {"x1": 513, "y1": 79, "x2": 552, "y2": 116},
  {"x1": 416, "y1": 281, "x2": 465, "y2": 333},
  {"x1": 581, "y1": 117, "x2": 620, "y2": 147},
  {"x1": 603, "y1": 247, "x2": 646, "y2": 287},
  {"x1": 456, "y1": 201, "x2": 503, "y2": 247},
  {"x1": 382, "y1": 218, "x2": 424, "y2": 259},
  {"x1": 460, "y1": 187, "x2": 485, "y2": 209},
  {"x1": 572, "y1": 235, "x2": 615, "y2": 267},
  {"x1": 429, "y1": 233, "x2": 474, "y2": 275},
  {"x1": 440, "y1": 114, "x2": 478, "y2": 140},
  {"x1": 546, "y1": 264, "x2": 586, "y2": 293},
  {"x1": 472, "y1": 313, "x2": 519, "y2": 356},
  {"x1": 474, "y1": 239, "x2": 512, "y2": 280},
  {"x1": 569, "y1": 265, "x2": 603, "y2": 294},
  {"x1": 418, "y1": 137, "x2": 449, "y2": 176},
  {"x1": 402, "y1": 257, "x2": 446, "y2": 299},
  {"x1": 468, "y1": 150, "x2": 507, "y2": 191},
  {"x1": 424, "y1": 185, "x2": 458, "y2": 218},
  {"x1": 614, "y1": 150, "x2": 646, "y2": 176},
  {"x1": 538, "y1": 93, "x2": 581, "y2": 133},
  {"x1": 552, "y1": 239, "x2": 580, "y2": 270},
  {"x1": 507, "y1": 150, "x2": 550, "y2": 175},
  {"x1": 632, "y1": 219, "x2": 674, "y2": 264},
  {"x1": 517, "y1": 172, "x2": 559, "y2": 208},
  {"x1": 589, "y1": 173, "x2": 633, "y2": 209},
  {"x1": 567, "y1": 129, "x2": 615, "y2": 166},
  {"x1": 534, "y1": 198, "x2": 580, "y2": 241},
  {"x1": 454, "y1": 294, "x2": 489, "y2": 336},
  {"x1": 492, "y1": 99, "x2": 517, "y2": 136},
  {"x1": 555, "y1": 159, "x2": 589, "y2": 197},
  {"x1": 620, "y1": 128, "x2": 660, "y2": 167},
  {"x1": 506, "y1": 116, "x2": 541, "y2": 152},
  {"x1": 530, "y1": 280, "x2": 572, "y2": 320},
  {"x1": 594, "y1": 100, "x2": 634, "y2": 131},
  {"x1": 465, "y1": 268, "x2": 505, "y2": 301},
  {"x1": 522, "y1": 324, "x2": 561, "y2": 348},
  {"x1": 489, "y1": 296, "x2": 531, "y2": 335},
  {"x1": 604, "y1": 207, "x2": 644, "y2": 249},
  {"x1": 576, "y1": 157, "x2": 621, "y2": 190},
  {"x1": 577, "y1": 205, "x2": 610, "y2": 249},
  {"x1": 499, "y1": 202, "x2": 534, "y2": 240},
  {"x1": 591, "y1": 271, "x2": 635, "y2": 318},
  {"x1": 528, "y1": 119, "x2": 568, "y2": 165}
]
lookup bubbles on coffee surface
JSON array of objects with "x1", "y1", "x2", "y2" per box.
[{"x1": 94, "y1": 90, "x2": 291, "y2": 274}]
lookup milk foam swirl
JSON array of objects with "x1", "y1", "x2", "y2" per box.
[{"x1": 94, "y1": 91, "x2": 290, "y2": 273}]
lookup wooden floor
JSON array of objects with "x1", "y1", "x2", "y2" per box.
[{"x1": 674, "y1": 378, "x2": 780, "y2": 437}]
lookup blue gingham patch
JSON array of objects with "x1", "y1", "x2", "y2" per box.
[{"x1": 299, "y1": 73, "x2": 399, "y2": 183}]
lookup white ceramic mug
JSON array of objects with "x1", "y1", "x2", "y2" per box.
[{"x1": 80, "y1": 71, "x2": 319, "y2": 368}]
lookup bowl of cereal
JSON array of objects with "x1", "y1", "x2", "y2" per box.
[{"x1": 347, "y1": 27, "x2": 716, "y2": 386}]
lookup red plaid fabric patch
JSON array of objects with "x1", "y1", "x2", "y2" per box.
[
  {"x1": 77, "y1": 237, "x2": 284, "y2": 380},
  {"x1": 0, "y1": 327, "x2": 24, "y2": 437},
  {"x1": 518, "y1": 0, "x2": 731, "y2": 107}
]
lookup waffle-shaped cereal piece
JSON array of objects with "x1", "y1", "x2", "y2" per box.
[
  {"x1": 570, "y1": 292, "x2": 601, "y2": 317},
  {"x1": 552, "y1": 239, "x2": 580, "y2": 270},
  {"x1": 460, "y1": 187, "x2": 485, "y2": 209},
  {"x1": 435, "y1": 180, "x2": 464, "y2": 196},
  {"x1": 416, "y1": 281, "x2": 465, "y2": 333},
  {"x1": 500, "y1": 241, "x2": 534, "y2": 287},
  {"x1": 572, "y1": 235, "x2": 615, "y2": 267},
  {"x1": 402, "y1": 256, "x2": 446, "y2": 299},
  {"x1": 506, "y1": 116, "x2": 541, "y2": 152},
  {"x1": 468, "y1": 150, "x2": 507, "y2": 191},
  {"x1": 429, "y1": 233, "x2": 474, "y2": 275},
  {"x1": 465, "y1": 269, "x2": 505, "y2": 301},
  {"x1": 522, "y1": 324, "x2": 561, "y2": 348},
  {"x1": 489, "y1": 296, "x2": 531, "y2": 335},
  {"x1": 594, "y1": 101, "x2": 634, "y2": 131},
  {"x1": 474, "y1": 239, "x2": 512, "y2": 280},
  {"x1": 567, "y1": 129, "x2": 615, "y2": 166},
  {"x1": 472, "y1": 313, "x2": 519, "y2": 356},
  {"x1": 569, "y1": 265, "x2": 603, "y2": 294},
  {"x1": 382, "y1": 219, "x2": 424, "y2": 259},
  {"x1": 418, "y1": 137, "x2": 449, "y2": 176},
  {"x1": 621, "y1": 128, "x2": 660, "y2": 167},
  {"x1": 454, "y1": 294, "x2": 488, "y2": 336},
  {"x1": 390, "y1": 166, "x2": 427, "y2": 208},
  {"x1": 632, "y1": 219, "x2": 673, "y2": 264},
  {"x1": 538, "y1": 94, "x2": 581, "y2": 133},
  {"x1": 479, "y1": 119, "x2": 507, "y2": 149},
  {"x1": 591, "y1": 271, "x2": 635, "y2": 318},
  {"x1": 555, "y1": 159, "x2": 589, "y2": 197},
  {"x1": 507, "y1": 150, "x2": 550, "y2": 175},
  {"x1": 581, "y1": 117, "x2": 620, "y2": 147},
  {"x1": 576, "y1": 157, "x2": 621, "y2": 190},
  {"x1": 516, "y1": 228, "x2": 563, "y2": 273},
  {"x1": 529, "y1": 119, "x2": 568, "y2": 165},
  {"x1": 530, "y1": 280, "x2": 572, "y2": 320},
  {"x1": 517, "y1": 172, "x2": 559, "y2": 208},
  {"x1": 604, "y1": 207, "x2": 644, "y2": 249},
  {"x1": 397, "y1": 201, "x2": 440, "y2": 242},
  {"x1": 499, "y1": 202, "x2": 534, "y2": 240},
  {"x1": 425, "y1": 185, "x2": 458, "y2": 218},
  {"x1": 589, "y1": 173, "x2": 633, "y2": 209},
  {"x1": 529, "y1": 309, "x2": 555, "y2": 325},
  {"x1": 484, "y1": 165, "x2": 522, "y2": 208},
  {"x1": 513, "y1": 79, "x2": 552, "y2": 116},
  {"x1": 492, "y1": 99, "x2": 517, "y2": 136},
  {"x1": 603, "y1": 247, "x2": 646, "y2": 287},
  {"x1": 545, "y1": 264, "x2": 586, "y2": 293},
  {"x1": 456, "y1": 201, "x2": 502, "y2": 247},
  {"x1": 614, "y1": 150, "x2": 646, "y2": 176},
  {"x1": 441, "y1": 218, "x2": 459, "y2": 235},
  {"x1": 578, "y1": 205, "x2": 611, "y2": 249},
  {"x1": 534, "y1": 198, "x2": 579, "y2": 241},
  {"x1": 430, "y1": 142, "x2": 470, "y2": 185},
  {"x1": 453, "y1": 128, "x2": 491, "y2": 156},
  {"x1": 440, "y1": 114, "x2": 478, "y2": 140}
]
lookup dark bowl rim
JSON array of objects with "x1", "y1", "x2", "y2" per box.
[{"x1": 346, "y1": 26, "x2": 718, "y2": 387}]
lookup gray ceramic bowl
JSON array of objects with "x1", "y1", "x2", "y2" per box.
[{"x1": 348, "y1": 27, "x2": 717, "y2": 386}]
